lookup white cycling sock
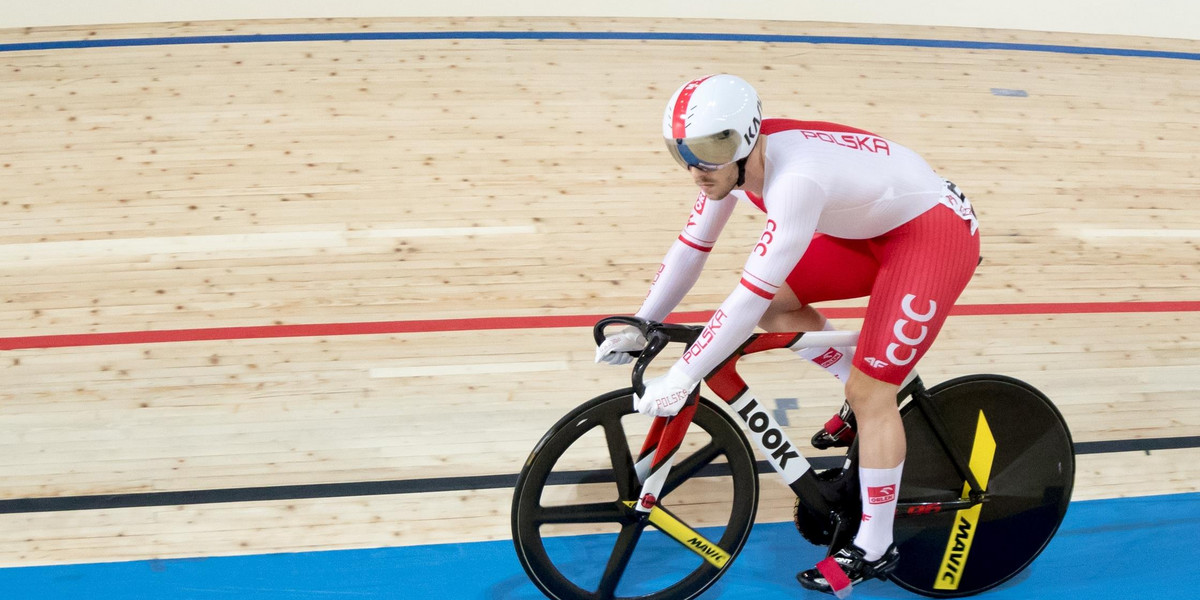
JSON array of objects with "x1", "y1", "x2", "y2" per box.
[
  {"x1": 795, "y1": 320, "x2": 854, "y2": 382},
  {"x1": 854, "y1": 462, "x2": 903, "y2": 561}
]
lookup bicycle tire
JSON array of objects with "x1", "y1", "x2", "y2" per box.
[
  {"x1": 891, "y1": 374, "x2": 1075, "y2": 597},
  {"x1": 512, "y1": 389, "x2": 759, "y2": 600}
]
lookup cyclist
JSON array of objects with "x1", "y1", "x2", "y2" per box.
[{"x1": 595, "y1": 74, "x2": 980, "y2": 595}]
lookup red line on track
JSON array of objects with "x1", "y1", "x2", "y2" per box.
[{"x1": 1, "y1": 301, "x2": 1197, "y2": 351}]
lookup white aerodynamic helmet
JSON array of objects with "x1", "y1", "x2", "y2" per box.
[{"x1": 662, "y1": 74, "x2": 763, "y2": 170}]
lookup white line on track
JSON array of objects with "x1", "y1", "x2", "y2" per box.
[
  {"x1": 1076, "y1": 228, "x2": 1200, "y2": 239},
  {"x1": 0, "y1": 225, "x2": 537, "y2": 260},
  {"x1": 369, "y1": 361, "x2": 569, "y2": 378}
]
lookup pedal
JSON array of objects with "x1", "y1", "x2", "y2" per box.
[{"x1": 812, "y1": 401, "x2": 856, "y2": 450}]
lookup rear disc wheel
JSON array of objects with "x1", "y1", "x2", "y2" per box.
[{"x1": 892, "y1": 375, "x2": 1075, "y2": 597}]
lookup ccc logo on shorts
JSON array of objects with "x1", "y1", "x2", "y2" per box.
[{"x1": 886, "y1": 294, "x2": 937, "y2": 366}]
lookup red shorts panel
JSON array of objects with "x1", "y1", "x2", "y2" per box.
[{"x1": 785, "y1": 204, "x2": 980, "y2": 384}]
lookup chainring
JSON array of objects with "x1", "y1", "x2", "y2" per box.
[
  {"x1": 793, "y1": 497, "x2": 837, "y2": 546},
  {"x1": 792, "y1": 467, "x2": 861, "y2": 547}
]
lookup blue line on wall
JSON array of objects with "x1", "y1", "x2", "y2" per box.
[{"x1": 1, "y1": 31, "x2": 1198, "y2": 61}]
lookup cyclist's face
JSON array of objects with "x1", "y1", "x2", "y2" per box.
[{"x1": 689, "y1": 162, "x2": 739, "y2": 199}]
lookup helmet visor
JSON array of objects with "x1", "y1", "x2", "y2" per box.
[{"x1": 665, "y1": 129, "x2": 741, "y2": 170}]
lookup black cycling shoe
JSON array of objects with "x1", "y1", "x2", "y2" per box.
[
  {"x1": 797, "y1": 544, "x2": 899, "y2": 597},
  {"x1": 811, "y1": 400, "x2": 856, "y2": 450}
]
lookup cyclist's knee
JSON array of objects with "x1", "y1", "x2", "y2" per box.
[
  {"x1": 759, "y1": 306, "x2": 800, "y2": 332},
  {"x1": 760, "y1": 299, "x2": 821, "y2": 332},
  {"x1": 844, "y1": 368, "x2": 900, "y2": 420}
]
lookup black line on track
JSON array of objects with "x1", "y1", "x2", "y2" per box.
[{"x1": 1, "y1": 436, "x2": 1195, "y2": 514}]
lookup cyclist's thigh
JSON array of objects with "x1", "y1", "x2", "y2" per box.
[
  {"x1": 854, "y1": 205, "x2": 981, "y2": 385},
  {"x1": 784, "y1": 233, "x2": 879, "y2": 304}
]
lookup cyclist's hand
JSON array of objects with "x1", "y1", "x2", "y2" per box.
[
  {"x1": 595, "y1": 326, "x2": 647, "y2": 365},
  {"x1": 633, "y1": 365, "x2": 699, "y2": 417}
]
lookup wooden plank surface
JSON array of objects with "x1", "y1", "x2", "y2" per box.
[{"x1": 0, "y1": 16, "x2": 1197, "y2": 567}]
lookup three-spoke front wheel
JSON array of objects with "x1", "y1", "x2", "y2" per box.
[{"x1": 511, "y1": 390, "x2": 759, "y2": 600}]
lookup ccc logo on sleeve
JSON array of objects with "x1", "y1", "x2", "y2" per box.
[{"x1": 753, "y1": 219, "x2": 777, "y2": 256}]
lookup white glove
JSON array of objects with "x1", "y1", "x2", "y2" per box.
[
  {"x1": 633, "y1": 365, "x2": 700, "y2": 417},
  {"x1": 595, "y1": 326, "x2": 647, "y2": 366}
]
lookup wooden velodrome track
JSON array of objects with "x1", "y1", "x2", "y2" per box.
[{"x1": 0, "y1": 16, "x2": 1198, "y2": 568}]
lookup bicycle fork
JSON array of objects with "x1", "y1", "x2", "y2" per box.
[
  {"x1": 630, "y1": 396, "x2": 698, "y2": 512},
  {"x1": 625, "y1": 386, "x2": 853, "y2": 567},
  {"x1": 621, "y1": 395, "x2": 736, "y2": 568}
]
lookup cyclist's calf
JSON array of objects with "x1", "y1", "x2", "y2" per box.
[{"x1": 844, "y1": 367, "x2": 905, "y2": 468}]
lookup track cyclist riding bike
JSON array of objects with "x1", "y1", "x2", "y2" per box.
[{"x1": 595, "y1": 73, "x2": 981, "y2": 595}]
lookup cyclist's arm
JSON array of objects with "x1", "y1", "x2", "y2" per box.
[
  {"x1": 634, "y1": 192, "x2": 738, "y2": 321},
  {"x1": 673, "y1": 176, "x2": 825, "y2": 380}
]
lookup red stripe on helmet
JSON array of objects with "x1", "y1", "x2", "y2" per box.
[{"x1": 672, "y1": 75, "x2": 715, "y2": 139}]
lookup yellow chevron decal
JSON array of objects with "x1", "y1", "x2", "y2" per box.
[{"x1": 934, "y1": 410, "x2": 996, "y2": 590}]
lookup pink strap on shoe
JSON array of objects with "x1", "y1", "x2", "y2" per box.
[
  {"x1": 815, "y1": 556, "x2": 853, "y2": 599},
  {"x1": 824, "y1": 415, "x2": 847, "y2": 435}
]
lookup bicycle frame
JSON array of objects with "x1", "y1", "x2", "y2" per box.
[
  {"x1": 627, "y1": 326, "x2": 990, "y2": 551},
  {"x1": 515, "y1": 318, "x2": 1071, "y2": 600}
]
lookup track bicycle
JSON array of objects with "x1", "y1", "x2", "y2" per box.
[{"x1": 512, "y1": 316, "x2": 1074, "y2": 599}]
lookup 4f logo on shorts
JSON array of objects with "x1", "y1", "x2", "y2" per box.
[{"x1": 863, "y1": 356, "x2": 889, "y2": 369}]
